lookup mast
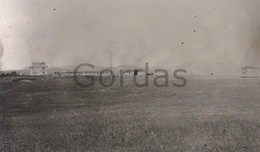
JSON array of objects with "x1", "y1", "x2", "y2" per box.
[
  {"x1": 157, "y1": 56, "x2": 159, "y2": 70},
  {"x1": 110, "y1": 50, "x2": 112, "y2": 71}
]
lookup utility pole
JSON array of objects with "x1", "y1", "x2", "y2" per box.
[
  {"x1": 110, "y1": 50, "x2": 112, "y2": 71},
  {"x1": 157, "y1": 56, "x2": 159, "y2": 70}
]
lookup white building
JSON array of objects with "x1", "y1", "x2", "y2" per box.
[
  {"x1": 56, "y1": 71, "x2": 110, "y2": 77},
  {"x1": 29, "y1": 62, "x2": 48, "y2": 76},
  {"x1": 241, "y1": 66, "x2": 260, "y2": 78}
]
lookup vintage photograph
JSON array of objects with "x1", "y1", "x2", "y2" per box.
[{"x1": 0, "y1": 0, "x2": 260, "y2": 151}]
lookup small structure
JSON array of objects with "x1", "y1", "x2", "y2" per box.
[
  {"x1": 133, "y1": 69, "x2": 146, "y2": 76},
  {"x1": 122, "y1": 71, "x2": 134, "y2": 76},
  {"x1": 29, "y1": 62, "x2": 48, "y2": 76},
  {"x1": 241, "y1": 66, "x2": 260, "y2": 78},
  {"x1": 56, "y1": 71, "x2": 111, "y2": 77}
]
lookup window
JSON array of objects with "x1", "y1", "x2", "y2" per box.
[{"x1": 242, "y1": 69, "x2": 246, "y2": 74}]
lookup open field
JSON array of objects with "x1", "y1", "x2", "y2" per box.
[{"x1": 0, "y1": 76, "x2": 260, "y2": 151}]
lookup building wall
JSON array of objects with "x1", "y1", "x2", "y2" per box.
[
  {"x1": 241, "y1": 67, "x2": 260, "y2": 78},
  {"x1": 29, "y1": 62, "x2": 48, "y2": 76}
]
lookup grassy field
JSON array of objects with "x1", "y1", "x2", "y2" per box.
[{"x1": 0, "y1": 76, "x2": 260, "y2": 151}]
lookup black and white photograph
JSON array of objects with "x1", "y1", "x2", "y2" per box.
[{"x1": 0, "y1": 0, "x2": 260, "y2": 151}]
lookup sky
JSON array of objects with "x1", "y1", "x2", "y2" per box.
[{"x1": 0, "y1": 0, "x2": 260, "y2": 75}]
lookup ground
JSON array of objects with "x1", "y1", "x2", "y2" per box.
[{"x1": 0, "y1": 76, "x2": 260, "y2": 151}]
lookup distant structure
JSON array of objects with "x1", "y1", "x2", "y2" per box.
[
  {"x1": 55, "y1": 71, "x2": 110, "y2": 77},
  {"x1": 29, "y1": 62, "x2": 48, "y2": 76},
  {"x1": 241, "y1": 66, "x2": 260, "y2": 78},
  {"x1": 133, "y1": 69, "x2": 146, "y2": 76}
]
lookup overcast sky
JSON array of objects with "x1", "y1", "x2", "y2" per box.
[{"x1": 0, "y1": 0, "x2": 260, "y2": 74}]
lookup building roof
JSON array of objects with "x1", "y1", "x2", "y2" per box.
[
  {"x1": 241, "y1": 66, "x2": 259, "y2": 69},
  {"x1": 29, "y1": 65, "x2": 48, "y2": 68}
]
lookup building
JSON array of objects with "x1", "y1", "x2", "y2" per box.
[
  {"x1": 241, "y1": 66, "x2": 260, "y2": 78},
  {"x1": 29, "y1": 62, "x2": 48, "y2": 76},
  {"x1": 56, "y1": 71, "x2": 111, "y2": 77},
  {"x1": 133, "y1": 69, "x2": 147, "y2": 76}
]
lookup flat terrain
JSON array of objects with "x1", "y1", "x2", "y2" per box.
[{"x1": 0, "y1": 76, "x2": 260, "y2": 151}]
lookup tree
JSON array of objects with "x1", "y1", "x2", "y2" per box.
[{"x1": 11, "y1": 71, "x2": 17, "y2": 76}]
